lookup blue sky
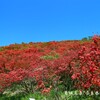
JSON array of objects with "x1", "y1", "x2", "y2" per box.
[{"x1": 0, "y1": 0, "x2": 100, "y2": 46}]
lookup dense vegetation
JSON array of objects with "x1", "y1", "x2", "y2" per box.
[{"x1": 0, "y1": 35, "x2": 100, "y2": 100}]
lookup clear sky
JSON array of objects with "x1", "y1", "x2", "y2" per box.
[{"x1": 0, "y1": 0, "x2": 100, "y2": 46}]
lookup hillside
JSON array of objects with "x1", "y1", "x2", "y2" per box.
[{"x1": 0, "y1": 36, "x2": 100, "y2": 100}]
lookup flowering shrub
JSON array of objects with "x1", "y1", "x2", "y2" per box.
[{"x1": 71, "y1": 35, "x2": 100, "y2": 92}]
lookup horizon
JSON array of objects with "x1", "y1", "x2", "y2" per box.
[
  {"x1": 0, "y1": 0, "x2": 100, "y2": 46},
  {"x1": 0, "y1": 36, "x2": 95, "y2": 47}
]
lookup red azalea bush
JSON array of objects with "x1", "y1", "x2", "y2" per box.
[
  {"x1": 0, "y1": 48, "x2": 43, "y2": 93},
  {"x1": 71, "y1": 35, "x2": 100, "y2": 92}
]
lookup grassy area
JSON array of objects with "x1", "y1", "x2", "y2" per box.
[{"x1": 0, "y1": 90, "x2": 100, "y2": 100}]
